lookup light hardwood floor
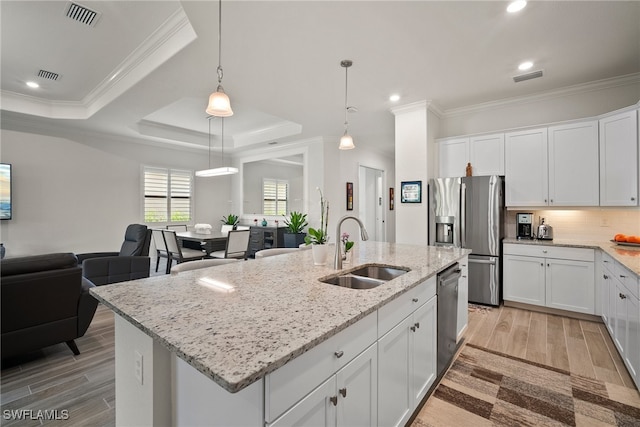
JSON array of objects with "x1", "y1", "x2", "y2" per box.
[{"x1": 1, "y1": 303, "x2": 637, "y2": 426}]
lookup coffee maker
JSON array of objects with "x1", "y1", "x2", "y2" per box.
[{"x1": 516, "y1": 213, "x2": 534, "y2": 239}]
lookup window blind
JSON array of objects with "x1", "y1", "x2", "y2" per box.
[
  {"x1": 263, "y1": 179, "x2": 288, "y2": 216},
  {"x1": 144, "y1": 167, "x2": 192, "y2": 223}
]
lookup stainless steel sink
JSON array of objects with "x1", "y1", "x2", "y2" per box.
[
  {"x1": 321, "y1": 265, "x2": 410, "y2": 289},
  {"x1": 348, "y1": 266, "x2": 409, "y2": 281}
]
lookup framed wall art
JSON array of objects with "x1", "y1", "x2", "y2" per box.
[
  {"x1": 400, "y1": 181, "x2": 422, "y2": 203},
  {"x1": 389, "y1": 188, "x2": 394, "y2": 210},
  {"x1": 346, "y1": 182, "x2": 353, "y2": 210}
]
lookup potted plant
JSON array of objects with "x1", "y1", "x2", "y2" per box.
[
  {"x1": 283, "y1": 211, "x2": 308, "y2": 248},
  {"x1": 305, "y1": 188, "x2": 330, "y2": 265},
  {"x1": 220, "y1": 214, "x2": 239, "y2": 233}
]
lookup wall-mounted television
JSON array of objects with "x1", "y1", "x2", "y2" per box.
[{"x1": 0, "y1": 163, "x2": 12, "y2": 220}]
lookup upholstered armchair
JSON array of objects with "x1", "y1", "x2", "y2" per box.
[
  {"x1": 1, "y1": 253, "x2": 99, "y2": 359},
  {"x1": 77, "y1": 224, "x2": 152, "y2": 285}
]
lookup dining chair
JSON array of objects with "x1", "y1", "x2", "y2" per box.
[
  {"x1": 236, "y1": 225, "x2": 250, "y2": 230},
  {"x1": 255, "y1": 248, "x2": 299, "y2": 258},
  {"x1": 162, "y1": 229, "x2": 206, "y2": 274},
  {"x1": 166, "y1": 224, "x2": 188, "y2": 231},
  {"x1": 210, "y1": 230, "x2": 251, "y2": 260},
  {"x1": 151, "y1": 229, "x2": 170, "y2": 273},
  {"x1": 170, "y1": 258, "x2": 240, "y2": 275}
]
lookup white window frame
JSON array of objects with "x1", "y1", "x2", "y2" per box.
[
  {"x1": 142, "y1": 166, "x2": 193, "y2": 225},
  {"x1": 262, "y1": 178, "x2": 289, "y2": 216}
]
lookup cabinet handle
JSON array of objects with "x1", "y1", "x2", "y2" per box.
[
  {"x1": 330, "y1": 396, "x2": 338, "y2": 406},
  {"x1": 604, "y1": 274, "x2": 609, "y2": 279},
  {"x1": 410, "y1": 326, "x2": 416, "y2": 332},
  {"x1": 334, "y1": 350, "x2": 344, "y2": 358},
  {"x1": 339, "y1": 388, "x2": 347, "y2": 398},
  {"x1": 542, "y1": 250, "x2": 548, "y2": 253},
  {"x1": 544, "y1": 199, "x2": 547, "y2": 203},
  {"x1": 415, "y1": 322, "x2": 420, "y2": 329},
  {"x1": 540, "y1": 263, "x2": 544, "y2": 267},
  {"x1": 412, "y1": 298, "x2": 419, "y2": 303},
  {"x1": 620, "y1": 275, "x2": 627, "y2": 279},
  {"x1": 547, "y1": 263, "x2": 550, "y2": 267},
  {"x1": 550, "y1": 199, "x2": 553, "y2": 203},
  {"x1": 619, "y1": 293, "x2": 627, "y2": 300},
  {"x1": 632, "y1": 197, "x2": 636, "y2": 201},
  {"x1": 462, "y1": 275, "x2": 467, "y2": 278}
]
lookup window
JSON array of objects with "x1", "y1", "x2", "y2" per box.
[
  {"x1": 263, "y1": 178, "x2": 288, "y2": 216},
  {"x1": 143, "y1": 167, "x2": 193, "y2": 223}
]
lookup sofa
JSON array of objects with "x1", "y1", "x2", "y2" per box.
[{"x1": 1, "y1": 253, "x2": 99, "y2": 359}]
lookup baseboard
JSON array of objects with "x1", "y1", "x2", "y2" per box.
[{"x1": 503, "y1": 300, "x2": 602, "y2": 322}]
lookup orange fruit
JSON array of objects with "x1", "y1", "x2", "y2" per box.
[
  {"x1": 627, "y1": 235, "x2": 640, "y2": 244},
  {"x1": 614, "y1": 234, "x2": 627, "y2": 242}
]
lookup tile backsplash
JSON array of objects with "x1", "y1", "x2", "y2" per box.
[{"x1": 505, "y1": 208, "x2": 640, "y2": 241}]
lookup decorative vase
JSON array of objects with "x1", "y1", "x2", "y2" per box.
[
  {"x1": 311, "y1": 244, "x2": 328, "y2": 265},
  {"x1": 261, "y1": 219, "x2": 268, "y2": 226},
  {"x1": 342, "y1": 250, "x2": 352, "y2": 264}
]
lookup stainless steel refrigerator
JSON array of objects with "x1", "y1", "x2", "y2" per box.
[{"x1": 428, "y1": 175, "x2": 504, "y2": 305}]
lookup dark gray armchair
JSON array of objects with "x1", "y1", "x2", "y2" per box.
[
  {"x1": 1, "y1": 253, "x2": 99, "y2": 359},
  {"x1": 77, "y1": 224, "x2": 152, "y2": 285}
]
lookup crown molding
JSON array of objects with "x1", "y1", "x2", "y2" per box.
[
  {"x1": 0, "y1": 7, "x2": 196, "y2": 120},
  {"x1": 443, "y1": 72, "x2": 640, "y2": 118},
  {"x1": 390, "y1": 100, "x2": 443, "y2": 117}
]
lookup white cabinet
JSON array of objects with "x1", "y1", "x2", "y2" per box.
[
  {"x1": 438, "y1": 134, "x2": 504, "y2": 178},
  {"x1": 378, "y1": 294, "x2": 437, "y2": 427},
  {"x1": 457, "y1": 257, "x2": 469, "y2": 342},
  {"x1": 438, "y1": 137, "x2": 469, "y2": 178},
  {"x1": 599, "y1": 109, "x2": 639, "y2": 206},
  {"x1": 269, "y1": 344, "x2": 378, "y2": 427},
  {"x1": 548, "y1": 120, "x2": 599, "y2": 206},
  {"x1": 505, "y1": 128, "x2": 549, "y2": 206},
  {"x1": 469, "y1": 133, "x2": 505, "y2": 176},
  {"x1": 503, "y1": 244, "x2": 595, "y2": 314}
]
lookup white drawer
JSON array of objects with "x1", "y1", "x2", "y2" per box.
[
  {"x1": 615, "y1": 262, "x2": 639, "y2": 299},
  {"x1": 265, "y1": 310, "x2": 376, "y2": 422},
  {"x1": 602, "y1": 251, "x2": 616, "y2": 274},
  {"x1": 504, "y1": 243, "x2": 594, "y2": 262},
  {"x1": 378, "y1": 275, "x2": 436, "y2": 338}
]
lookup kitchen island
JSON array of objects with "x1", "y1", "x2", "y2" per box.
[{"x1": 90, "y1": 242, "x2": 470, "y2": 426}]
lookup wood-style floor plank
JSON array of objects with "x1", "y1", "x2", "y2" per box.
[
  {"x1": 564, "y1": 317, "x2": 597, "y2": 378},
  {"x1": 545, "y1": 314, "x2": 570, "y2": 371},
  {"x1": 526, "y1": 311, "x2": 547, "y2": 364},
  {"x1": 485, "y1": 306, "x2": 516, "y2": 352},
  {"x1": 505, "y1": 309, "x2": 531, "y2": 358}
]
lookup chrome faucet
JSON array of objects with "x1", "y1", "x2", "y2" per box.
[{"x1": 334, "y1": 215, "x2": 369, "y2": 269}]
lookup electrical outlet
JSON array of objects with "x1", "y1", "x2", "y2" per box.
[
  {"x1": 134, "y1": 351, "x2": 143, "y2": 385},
  {"x1": 600, "y1": 217, "x2": 610, "y2": 227}
]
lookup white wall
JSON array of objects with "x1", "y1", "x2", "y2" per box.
[{"x1": 0, "y1": 129, "x2": 230, "y2": 256}]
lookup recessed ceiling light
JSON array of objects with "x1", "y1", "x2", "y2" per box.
[
  {"x1": 26, "y1": 81, "x2": 39, "y2": 88},
  {"x1": 507, "y1": 0, "x2": 527, "y2": 13},
  {"x1": 389, "y1": 94, "x2": 400, "y2": 102},
  {"x1": 518, "y1": 61, "x2": 533, "y2": 71}
]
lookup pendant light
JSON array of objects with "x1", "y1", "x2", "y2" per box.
[
  {"x1": 196, "y1": 116, "x2": 238, "y2": 177},
  {"x1": 339, "y1": 59, "x2": 355, "y2": 150},
  {"x1": 205, "y1": 0, "x2": 233, "y2": 117}
]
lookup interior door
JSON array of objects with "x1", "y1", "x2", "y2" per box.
[{"x1": 358, "y1": 165, "x2": 385, "y2": 241}]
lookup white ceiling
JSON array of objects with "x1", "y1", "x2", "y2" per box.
[{"x1": 1, "y1": 1, "x2": 639, "y2": 156}]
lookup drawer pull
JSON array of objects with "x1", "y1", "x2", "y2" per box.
[
  {"x1": 334, "y1": 350, "x2": 344, "y2": 358},
  {"x1": 412, "y1": 298, "x2": 419, "y2": 303},
  {"x1": 414, "y1": 322, "x2": 420, "y2": 329},
  {"x1": 330, "y1": 396, "x2": 338, "y2": 406},
  {"x1": 620, "y1": 275, "x2": 627, "y2": 279},
  {"x1": 410, "y1": 325, "x2": 416, "y2": 332},
  {"x1": 604, "y1": 274, "x2": 609, "y2": 279},
  {"x1": 339, "y1": 388, "x2": 347, "y2": 398},
  {"x1": 542, "y1": 250, "x2": 548, "y2": 253},
  {"x1": 619, "y1": 293, "x2": 627, "y2": 300}
]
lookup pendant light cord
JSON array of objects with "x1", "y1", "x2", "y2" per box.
[
  {"x1": 207, "y1": 116, "x2": 212, "y2": 169},
  {"x1": 344, "y1": 65, "x2": 349, "y2": 130},
  {"x1": 217, "y1": 0, "x2": 223, "y2": 85},
  {"x1": 221, "y1": 117, "x2": 225, "y2": 167}
]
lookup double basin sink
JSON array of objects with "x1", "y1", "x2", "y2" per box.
[{"x1": 321, "y1": 265, "x2": 410, "y2": 289}]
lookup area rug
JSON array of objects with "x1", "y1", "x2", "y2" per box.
[
  {"x1": 415, "y1": 344, "x2": 640, "y2": 426},
  {"x1": 468, "y1": 303, "x2": 492, "y2": 314}
]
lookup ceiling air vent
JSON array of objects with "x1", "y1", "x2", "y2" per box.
[
  {"x1": 64, "y1": 2, "x2": 100, "y2": 27},
  {"x1": 513, "y1": 70, "x2": 544, "y2": 83},
  {"x1": 37, "y1": 69, "x2": 60, "y2": 81}
]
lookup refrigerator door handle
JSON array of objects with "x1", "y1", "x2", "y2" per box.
[
  {"x1": 460, "y1": 182, "x2": 466, "y2": 248},
  {"x1": 469, "y1": 258, "x2": 497, "y2": 265}
]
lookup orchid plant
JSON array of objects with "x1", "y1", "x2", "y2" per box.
[
  {"x1": 341, "y1": 232, "x2": 354, "y2": 259},
  {"x1": 304, "y1": 188, "x2": 329, "y2": 245}
]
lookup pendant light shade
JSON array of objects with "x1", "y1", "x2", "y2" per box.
[
  {"x1": 339, "y1": 60, "x2": 355, "y2": 150},
  {"x1": 206, "y1": 0, "x2": 233, "y2": 117},
  {"x1": 196, "y1": 116, "x2": 238, "y2": 177}
]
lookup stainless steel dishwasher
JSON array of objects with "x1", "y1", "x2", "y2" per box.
[{"x1": 437, "y1": 263, "x2": 461, "y2": 377}]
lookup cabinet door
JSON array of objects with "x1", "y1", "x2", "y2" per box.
[
  {"x1": 411, "y1": 296, "x2": 437, "y2": 406},
  {"x1": 626, "y1": 294, "x2": 639, "y2": 384},
  {"x1": 469, "y1": 133, "x2": 504, "y2": 176},
  {"x1": 546, "y1": 259, "x2": 595, "y2": 314},
  {"x1": 614, "y1": 280, "x2": 627, "y2": 356},
  {"x1": 599, "y1": 110, "x2": 639, "y2": 206},
  {"x1": 269, "y1": 376, "x2": 337, "y2": 427},
  {"x1": 503, "y1": 254, "x2": 545, "y2": 306},
  {"x1": 377, "y1": 316, "x2": 412, "y2": 427},
  {"x1": 336, "y1": 344, "x2": 377, "y2": 427},
  {"x1": 438, "y1": 138, "x2": 469, "y2": 178},
  {"x1": 548, "y1": 120, "x2": 599, "y2": 206},
  {"x1": 601, "y1": 269, "x2": 612, "y2": 326},
  {"x1": 505, "y1": 128, "x2": 548, "y2": 206},
  {"x1": 457, "y1": 258, "x2": 469, "y2": 342}
]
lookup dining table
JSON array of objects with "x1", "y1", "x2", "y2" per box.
[{"x1": 176, "y1": 230, "x2": 227, "y2": 256}]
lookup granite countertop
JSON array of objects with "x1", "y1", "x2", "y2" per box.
[
  {"x1": 503, "y1": 238, "x2": 640, "y2": 276},
  {"x1": 90, "y1": 242, "x2": 470, "y2": 393}
]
